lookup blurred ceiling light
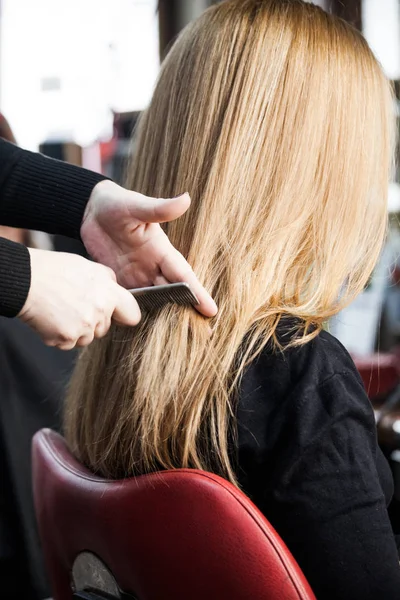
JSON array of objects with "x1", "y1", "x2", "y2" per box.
[
  {"x1": 363, "y1": 0, "x2": 400, "y2": 80},
  {"x1": 388, "y1": 182, "x2": 400, "y2": 214}
]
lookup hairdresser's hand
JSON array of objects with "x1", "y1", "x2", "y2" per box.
[
  {"x1": 18, "y1": 248, "x2": 140, "y2": 350},
  {"x1": 81, "y1": 180, "x2": 218, "y2": 317}
]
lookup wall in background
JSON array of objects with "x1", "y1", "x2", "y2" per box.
[{"x1": 0, "y1": 0, "x2": 159, "y2": 151}]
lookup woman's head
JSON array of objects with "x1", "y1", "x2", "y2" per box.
[{"x1": 65, "y1": 0, "x2": 395, "y2": 483}]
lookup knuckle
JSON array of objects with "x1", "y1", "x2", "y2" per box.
[
  {"x1": 82, "y1": 319, "x2": 94, "y2": 332},
  {"x1": 56, "y1": 340, "x2": 76, "y2": 351},
  {"x1": 57, "y1": 330, "x2": 75, "y2": 344},
  {"x1": 102, "y1": 265, "x2": 117, "y2": 281},
  {"x1": 76, "y1": 336, "x2": 93, "y2": 348},
  {"x1": 44, "y1": 338, "x2": 57, "y2": 348},
  {"x1": 94, "y1": 301, "x2": 107, "y2": 316},
  {"x1": 81, "y1": 309, "x2": 96, "y2": 329},
  {"x1": 94, "y1": 328, "x2": 107, "y2": 340},
  {"x1": 94, "y1": 317, "x2": 111, "y2": 339}
]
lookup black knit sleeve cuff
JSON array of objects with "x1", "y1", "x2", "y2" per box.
[
  {"x1": 0, "y1": 148, "x2": 108, "y2": 240},
  {"x1": 0, "y1": 237, "x2": 31, "y2": 317}
]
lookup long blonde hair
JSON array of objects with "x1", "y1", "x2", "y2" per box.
[{"x1": 65, "y1": 0, "x2": 395, "y2": 484}]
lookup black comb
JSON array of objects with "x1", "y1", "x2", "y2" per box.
[{"x1": 129, "y1": 282, "x2": 199, "y2": 313}]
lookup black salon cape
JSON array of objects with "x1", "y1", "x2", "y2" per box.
[{"x1": 237, "y1": 329, "x2": 400, "y2": 599}]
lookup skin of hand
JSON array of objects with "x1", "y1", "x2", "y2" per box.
[
  {"x1": 18, "y1": 181, "x2": 217, "y2": 350},
  {"x1": 81, "y1": 180, "x2": 218, "y2": 318},
  {"x1": 19, "y1": 249, "x2": 140, "y2": 350}
]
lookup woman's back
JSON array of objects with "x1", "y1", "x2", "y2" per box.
[
  {"x1": 64, "y1": 1, "x2": 398, "y2": 597},
  {"x1": 237, "y1": 328, "x2": 399, "y2": 598}
]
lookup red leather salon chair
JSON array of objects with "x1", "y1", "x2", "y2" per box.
[{"x1": 32, "y1": 429, "x2": 316, "y2": 600}]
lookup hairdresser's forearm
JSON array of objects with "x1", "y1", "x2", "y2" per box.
[{"x1": 0, "y1": 139, "x2": 107, "y2": 239}]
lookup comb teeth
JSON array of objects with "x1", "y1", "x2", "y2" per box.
[{"x1": 129, "y1": 283, "x2": 199, "y2": 313}]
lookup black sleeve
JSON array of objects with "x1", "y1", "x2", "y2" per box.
[
  {"x1": 265, "y1": 371, "x2": 400, "y2": 600},
  {"x1": 0, "y1": 237, "x2": 31, "y2": 317},
  {"x1": 0, "y1": 138, "x2": 107, "y2": 239},
  {"x1": 0, "y1": 138, "x2": 108, "y2": 318}
]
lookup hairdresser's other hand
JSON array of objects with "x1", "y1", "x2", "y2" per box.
[
  {"x1": 18, "y1": 248, "x2": 140, "y2": 350},
  {"x1": 81, "y1": 180, "x2": 218, "y2": 317}
]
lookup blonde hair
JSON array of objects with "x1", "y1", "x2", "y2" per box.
[{"x1": 65, "y1": 0, "x2": 395, "y2": 484}]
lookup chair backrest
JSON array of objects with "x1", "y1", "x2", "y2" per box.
[{"x1": 32, "y1": 429, "x2": 316, "y2": 600}]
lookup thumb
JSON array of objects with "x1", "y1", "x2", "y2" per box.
[
  {"x1": 112, "y1": 286, "x2": 141, "y2": 326},
  {"x1": 127, "y1": 191, "x2": 191, "y2": 224}
]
